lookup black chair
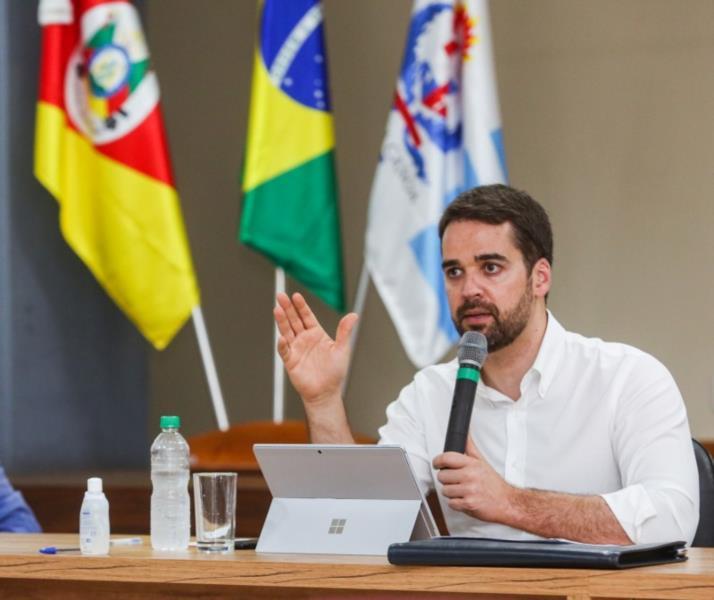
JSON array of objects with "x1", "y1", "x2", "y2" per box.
[{"x1": 692, "y1": 439, "x2": 714, "y2": 547}]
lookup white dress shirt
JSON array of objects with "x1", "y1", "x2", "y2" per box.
[{"x1": 378, "y1": 312, "x2": 699, "y2": 544}]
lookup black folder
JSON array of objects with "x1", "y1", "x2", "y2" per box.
[{"x1": 387, "y1": 537, "x2": 687, "y2": 569}]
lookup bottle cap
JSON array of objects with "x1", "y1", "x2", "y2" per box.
[
  {"x1": 160, "y1": 415, "x2": 181, "y2": 429},
  {"x1": 87, "y1": 477, "x2": 103, "y2": 493}
]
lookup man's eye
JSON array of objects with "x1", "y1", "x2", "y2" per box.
[
  {"x1": 445, "y1": 267, "x2": 463, "y2": 278},
  {"x1": 484, "y1": 263, "x2": 501, "y2": 274}
]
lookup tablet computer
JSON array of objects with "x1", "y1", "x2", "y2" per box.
[{"x1": 253, "y1": 444, "x2": 439, "y2": 555}]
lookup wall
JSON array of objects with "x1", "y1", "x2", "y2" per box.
[
  {"x1": 0, "y1": 0, "x2": 148, "y2": 472},
  {"x1": 146, "y1": 0, "x2": 714, "y2": 441}
]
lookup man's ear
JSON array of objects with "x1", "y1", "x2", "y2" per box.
[{"x1": 531, "y1": 258, "x2": 552, "y2": 299}]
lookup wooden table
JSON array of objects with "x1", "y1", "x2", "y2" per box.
[{"x1": 0, "y1": 534, "x2": 712, "y2": 599}]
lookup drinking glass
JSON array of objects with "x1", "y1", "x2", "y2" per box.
[{"x1": 193, "y1": 472, "x2": 237, "y2": 552}]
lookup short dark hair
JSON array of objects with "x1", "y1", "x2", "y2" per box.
[{"x1": 438, "y1": 184, "x2": 553, "y2": 272}]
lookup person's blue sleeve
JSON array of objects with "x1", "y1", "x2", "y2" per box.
[{"x1": 0, "y1": 467, "x2": 41, "y2": 532}]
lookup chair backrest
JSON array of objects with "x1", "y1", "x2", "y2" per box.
[{"x1": 692, "y1": 438, "x2": 714, "y2": 547}]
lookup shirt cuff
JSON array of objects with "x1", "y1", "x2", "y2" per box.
[{"x1": 601, "y1": 484, "x2": 657, "y2": 543}]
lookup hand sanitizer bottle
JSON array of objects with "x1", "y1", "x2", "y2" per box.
[{"x1": 79, "y1": 477, "x2": 110, "y2": 555}]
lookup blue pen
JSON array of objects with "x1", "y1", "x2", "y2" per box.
[
  {"x1": 38, "y1": 546, "x2": 79, "y2": 554},
  {"x1": 39, "y1": 538, "x2": 143, "y2": 554}
]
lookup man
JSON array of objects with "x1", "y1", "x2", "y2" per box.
[
  {"x1": 274, "y1": 184, "x2": 698, "y2": 545},
  {"x1": 0, "y1": 466, "x2": 41, "y2": 532}
]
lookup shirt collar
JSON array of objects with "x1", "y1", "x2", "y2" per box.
[{"x1": 530, "y1": 310, "x2": 567, "y2": 398}]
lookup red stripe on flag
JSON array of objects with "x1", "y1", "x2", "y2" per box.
[
  {"x1": 38, "y1": 23, "x2": 77, "y2": 109},
  {"x1": 96, "y1": 105, "x2": 175, "y2": 186}
]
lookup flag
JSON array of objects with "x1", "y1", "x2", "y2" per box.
[
  {"x1": 240, "y1": 0, "x2": 345, "y2": 312},
  {"x1": 34, "y1": 0, "x2": 200, "y2": 349},
  {"x1": 365, "y1": 0, "x2": 508, "y2": 367}
]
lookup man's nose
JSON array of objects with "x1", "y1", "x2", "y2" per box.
[{"x1": 461, "y1": 270, "x2": 485, "y2": 299}]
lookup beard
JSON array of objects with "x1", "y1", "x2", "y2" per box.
[{"x1": 453, "y1": 283, "x2": 534, "y2": 352}]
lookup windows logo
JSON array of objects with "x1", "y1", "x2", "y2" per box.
[{"x1": 328, "y1": 518, "x2": 347, "y2": 534}]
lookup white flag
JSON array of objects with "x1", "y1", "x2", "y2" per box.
[{"x1": 365, "y1": 0, "x2": 507, "y2": 368}]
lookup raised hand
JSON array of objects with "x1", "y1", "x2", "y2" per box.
[{"x1": 273, "y1": 292, "x2": 359, "y2": 406}]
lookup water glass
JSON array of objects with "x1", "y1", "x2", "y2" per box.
[{"x1": 193, "y1": 472, "x2": 237, "y2": 552}]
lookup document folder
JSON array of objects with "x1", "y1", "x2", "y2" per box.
[{"x1": 388, "y1": 537, "x2": 687, "y2": 569}]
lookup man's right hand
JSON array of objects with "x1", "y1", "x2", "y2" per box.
[{"x1": 274, "y1": 292, "x2": 358, "y2": 408}]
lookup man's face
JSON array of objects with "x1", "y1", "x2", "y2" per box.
[{"x1": 441, "y1": 220, "x2": 539, "y2": 352}]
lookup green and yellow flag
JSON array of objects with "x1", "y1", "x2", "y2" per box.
[
  {"x1": 239, "y1": 0, "x2": 345, "y2": 311},
  {"x1": 34, "y1": 0, "x2": 199, "y2": 349}
]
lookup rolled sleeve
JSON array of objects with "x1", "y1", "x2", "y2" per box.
[
  {"x1": 601, "y1": 484, "x2": 658, "y2": 542},
  {"x1": 608, "y1": 356, "x2": 699, "y2": 545},
  {"x1": 602, "y1": 481, "x2": 697, "y2": 544}
]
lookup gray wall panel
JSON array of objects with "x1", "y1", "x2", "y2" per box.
[
  {"x1": 0, "y1": 0, "x2": 148, "y2": 473},
  {"x1": 0, "y1": 0, "x2": 14, "y2": 466}
]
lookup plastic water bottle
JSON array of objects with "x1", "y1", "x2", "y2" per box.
[
  {"x1": 150, "y1": 415, "x2": 191, "y2": 551},
  {"x1": 79, "y1": 477, "x2": 110, "y2": 555}
]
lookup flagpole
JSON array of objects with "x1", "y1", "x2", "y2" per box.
[
  {"x1": 191, "y1": 306, "x2": 229, "y2": 431},
  {"x1": 273, "y1": 267, "x2": 286, "y2": 423},
  {"x1": 341, "y1": 262, "x2": 370, "y2": 395}
]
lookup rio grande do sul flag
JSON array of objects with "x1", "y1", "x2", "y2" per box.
[
  {"x1": 365, "y1": 0, "x2": 508, "y2": 368},
  {"x1": 34, "y1": 0, "x2": 200, "y2": 350},
  {"x1": 239, "y1": 0, "x2": 345, "y2": 312}
]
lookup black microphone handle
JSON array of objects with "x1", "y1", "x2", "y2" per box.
[{"x1": 443, "y1": 377, "x2": 478, "y2": 454}]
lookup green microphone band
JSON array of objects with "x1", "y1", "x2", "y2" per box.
[{"x1": 457, "y1": 366, "x2": 480, "y2": 383}]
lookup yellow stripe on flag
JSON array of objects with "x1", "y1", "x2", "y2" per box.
[
  {"x1": 241, "y1": 50, "x2": 335, "y2": 192},
  {"x1": 35, "y1": 101, "x2": 199, "y2": 349}
]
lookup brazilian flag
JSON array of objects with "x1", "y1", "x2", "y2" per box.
[{"x1": 239, "y1": 0, "x2": 345, "y2": 311}]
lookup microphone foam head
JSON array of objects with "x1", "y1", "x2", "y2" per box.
[{"x1": 457, "y1": 331, "x2": 488, "y2": 368}]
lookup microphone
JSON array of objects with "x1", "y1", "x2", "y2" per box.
[{"x1": 443, "y1": 331, "x2": 488, "y2": 454}]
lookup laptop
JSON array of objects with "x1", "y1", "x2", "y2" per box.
[{"x1": 253, "y1": 444, "x2": 439, "y2": 555}]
